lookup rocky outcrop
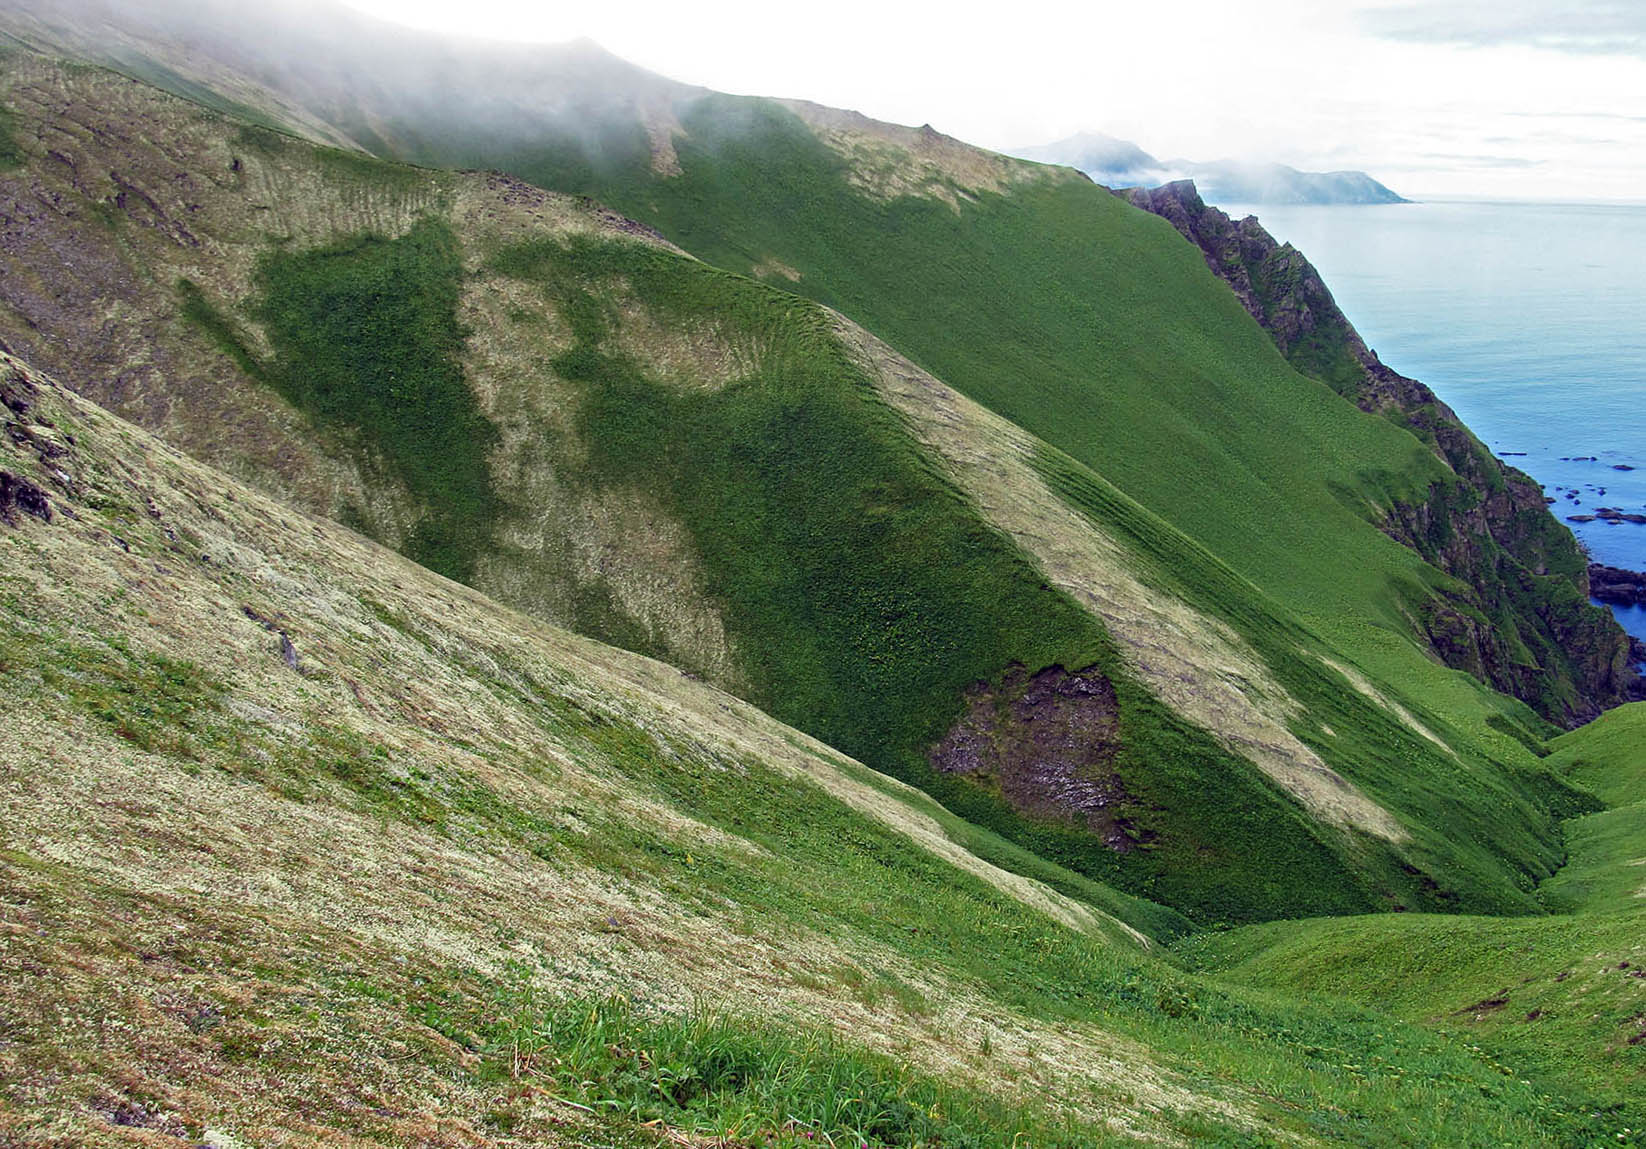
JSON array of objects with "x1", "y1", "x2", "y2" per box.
[
  {"x1": 1590, "y1": 564, "x2": 1646, "y2": 607},
  {"x1": 1, "y1": 362, "x2": 57, "y2": 526},
  {"x1": 930, "y1": 664, "x2": 1146, "y2": 852},
  {"x1": 1122, "y1": 180, "x2": 1639, "y2": 724}
]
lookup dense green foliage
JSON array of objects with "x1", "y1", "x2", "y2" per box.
[
  {"x1": 179, "y1": 220, "x2": 500, "y2": 580},
  {"x1": 248, "y1": 218, "x2": 500, "y2": 580},
  {"x1": 496, "y1": 234, "x2": 1103, "y2": 764},
  {"x1": 177, "y1": 278, "x2": 267, "y2": 382}
]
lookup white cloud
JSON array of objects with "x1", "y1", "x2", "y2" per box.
[{"x1": 339, "y1": 0, "x2": 1646, "y2": 200}]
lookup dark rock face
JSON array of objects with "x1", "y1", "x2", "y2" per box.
[
  {"x1": 1590, "y1": 564, "x2": 1646, "y2": 607},
  {"x1": 0, "y1": 364, "x2": 55, "y2": 525},
  {"x1": 930, "y1": 664, "x2": 1145, "y2": 851},
  {"x1": 0, "y1": 469, "x2": 50, "y2": 524},
  {"x1": 1122, "y1": 180, "x2": 1636, "y2": 725}
]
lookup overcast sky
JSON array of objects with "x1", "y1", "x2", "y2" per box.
[{"x1": 340, "y1": 0, "x2": 1646, "y2": 200}]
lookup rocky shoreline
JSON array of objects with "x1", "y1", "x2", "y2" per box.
[
  {"x1": 1567, "y1": 508, "x2": 1646, "y2": 525},
  {"x1": 1590, "y1": 563, "x2": 1646, "y2": 607},
  {"x1": 1119, "y1": 179, "x2": 1639, "y2": 723}
]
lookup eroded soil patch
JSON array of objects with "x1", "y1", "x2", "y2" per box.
[{"x1": 931, "y1": 664, "x2": 1144, "y2": 851}]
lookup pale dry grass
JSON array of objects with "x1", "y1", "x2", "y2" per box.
[
  {"x1": 0, "y1": 55, "x2": 694, "y2": 561},
  {"x1": 781, "y1": 99, "x2": 1056, "y2": 211},
  {"x1": 837, "y1": 316, "x2": 1408, "y2": 842},
  {"x1": 611, "y1": 301, "x2": 760, "y2": 391},
  {"x1": 0, "y1": 352, "x2": 1280, "y2": 1144},
  {"x1": 454, "y1": 213, "x2": 746, "y2": 688},
  {"x1": 1319, "y1": 655, "x2": 1455, "y2": 755},
  {"x1": 750, "y1": 256, "x2": 802, "y2": 283}
]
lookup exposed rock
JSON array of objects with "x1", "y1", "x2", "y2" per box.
[
  {"x1": 1589, "y1": 563, "x2": 1646, "y2": 607},
  {"x1": 1121, "y1": 179, "x2": 1635, "y2": 725},
  {"x1": 0, "y1": 364, "x2": 37, "y2": 415},
  {"x1": 243, "y1": 603, "x2": 302, "y2": 672},
  {"x1": 0, "y1": 469, "x2": 51, "y2": 525},
  {"x1": 930, "y1": 663, "x2": 1146, "y2": 851}
]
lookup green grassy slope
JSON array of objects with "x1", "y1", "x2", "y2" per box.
[
  {"x1": 1175, "y1": 703, "x2": 1646, "y2": 1137},
  {"x1": 3, "y1": 348, "x2": 1640, "y2": 1147},
  {"x1": 1176, "y1": 908, "x2": 1646, "y2": 1139},
  {"x1": 488, "y1": 97, "x2": 1624, "y2": 748},
  {"x1": 479, "y1": 232, "x2": 1484, "y2": 925},
  {"x1": 0, "y1": 54, "x2": 1600, "y2": 927},
  {"x1": 1542, "y1": 702, "x2": 1646, "y2": 914},
  {"x1": 549, "y1": 100, "x2": 1449, "y2": 613},
  {"x1": 3, "y1": 0, "x2": 1631, "y2": 725},
  {"x1": 1121, "y1": 180, "x2": 1633, "y2": 724}
]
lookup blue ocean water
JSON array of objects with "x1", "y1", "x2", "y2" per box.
[{"x1": 1220, "y1": 199, "x2": 1646, "y2": 643}]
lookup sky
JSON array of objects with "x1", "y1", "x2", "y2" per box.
[{"x1": 335, "y1": 0, "x2": 1646, "y2": 201}]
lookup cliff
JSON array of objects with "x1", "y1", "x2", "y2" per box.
[{"x1": 1122, "y1": 180, "x2": 1639, "y2": 724}]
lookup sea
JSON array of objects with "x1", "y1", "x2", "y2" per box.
[{"x1": 1218, "y1": 199, "x2": 1646, "y2": 644}]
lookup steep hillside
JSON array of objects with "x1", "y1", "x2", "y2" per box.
[
  {"x1": 3, "y1": 345, "x2": 1640, "y2": 1147},
  {"x1": 0, "y1": 46, "x2": 1623, "y2": 935},
  {"x1": 0, "y1": 53, "x2": 1606, "y2": 928},
  {"x1": 0, "y1": 13, "x2": 1642, "y2": 1145},
  {"x1": 1121, "y1": 179, "x2": 1635, "y2": 724},
  {"x1": 18, "y1": 0, "x2": 1623, "y2": 727},
  {"x1": 96, "y1": 0, "x2": 1627, "y2": 726}
]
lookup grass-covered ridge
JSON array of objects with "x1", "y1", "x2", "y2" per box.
[
  {"x1": 485, "y1": 94, "x2": 1620, "y2": 754},
  {"x1": 487, "y1": 231, "x2": 1487, "y2": 925},
  {"x1": 1028, "y1": 442, "x2": 1596, "y2": 918}
]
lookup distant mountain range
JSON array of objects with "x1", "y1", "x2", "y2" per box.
[{"x1": 1015, "y1": 131, "x2": 1409, "y2": 205}]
